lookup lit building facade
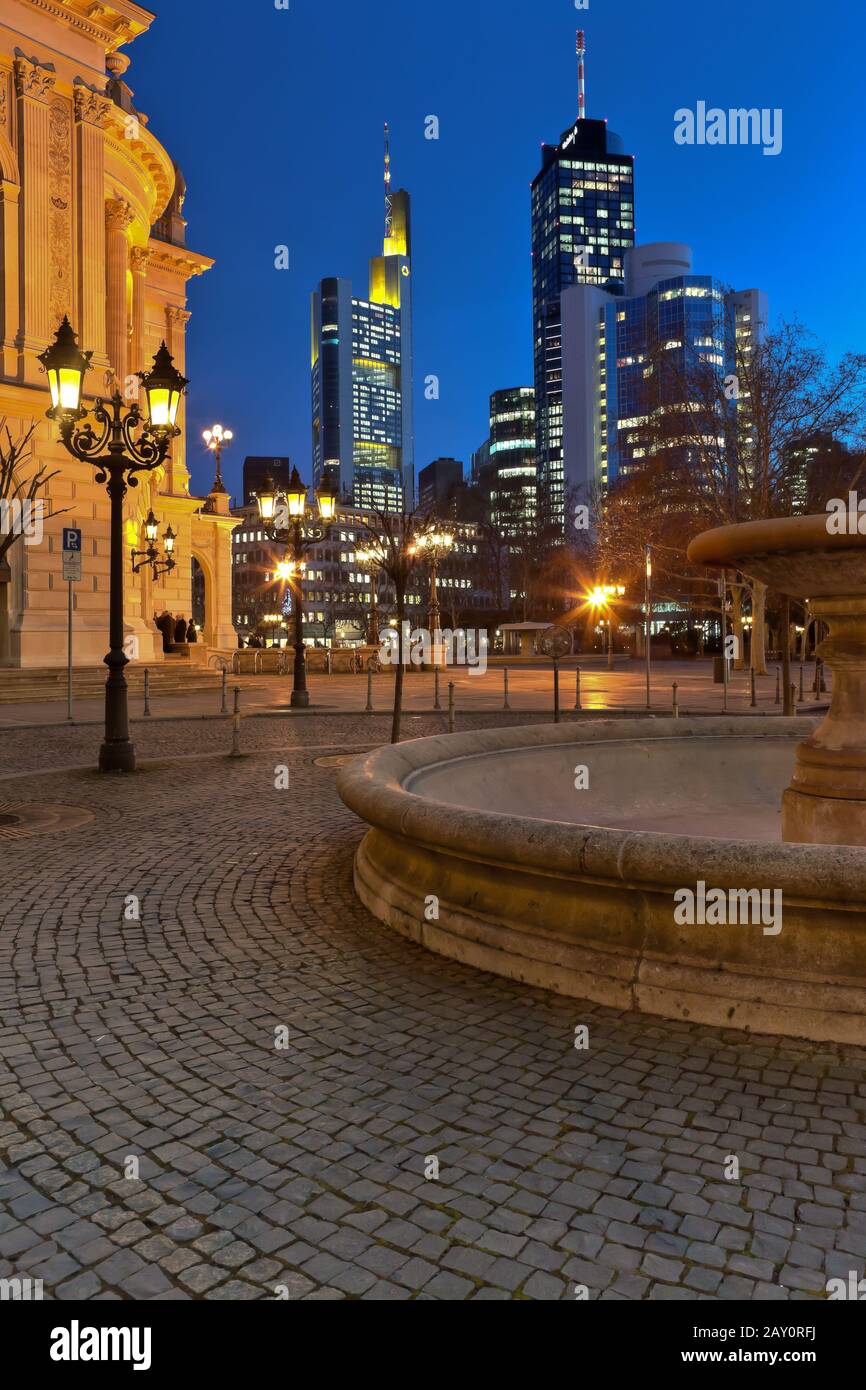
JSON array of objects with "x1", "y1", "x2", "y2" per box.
[
  {"x1": 531, "y1": 110, "x2": 635, "y2": 531},
  {"x1": 311, "y1": 143, "x2": 414, "y2": 514},
  {"x1": 232, "y1": 501, "x2": 493, "y2": 646},
  {"x1": 561, "y1": 242, "x2": 767, "y2": 495},
  {"x1": 0, "y1": 0, "x2": 236, "y2": 668},
  {"x1": 488, "y1": 387, "x2": 536, "y2": 530}
]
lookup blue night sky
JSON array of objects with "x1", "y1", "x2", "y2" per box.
[{"x1": 129, "y1": 0, "x2": 866, "y2": 502}]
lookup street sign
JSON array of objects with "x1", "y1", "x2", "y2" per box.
[{"x1": 62, "y1": 527, "x2": 82, "y2": 583}]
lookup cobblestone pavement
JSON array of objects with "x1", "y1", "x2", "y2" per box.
[{"x1": 0, "y1": 716, "x2": 864, "y2": 1301}]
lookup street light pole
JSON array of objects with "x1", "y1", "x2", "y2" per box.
[
  {"x1": 257, "y1": 467, "x2": 337, "y2": 710},
  {"x1": 644, "y1": 544, "x2": 652, "y2": 710},
  {"x1": 39, "y1": 320, "x2": 187, "y2": 774}
]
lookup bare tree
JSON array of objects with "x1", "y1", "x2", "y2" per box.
[{"x1": 358, "y1": 506, "x2": 426, "y2": 743}]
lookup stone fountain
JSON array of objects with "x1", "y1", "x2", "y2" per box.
[
  {"x1": 338, "y1": 514, "x2": 866, "y2": 1045},
  {"x1": 688, "y1": 512, "x2": 866, "y2": 847}
]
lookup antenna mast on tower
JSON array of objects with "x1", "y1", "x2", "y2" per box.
[
  {"x1": 576, "y1": 30, "x2": 586, "y2": 121},
  {"x1": 384, "y1": 121, "x2": 393, "y2": 242}
]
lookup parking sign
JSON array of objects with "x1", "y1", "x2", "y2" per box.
[{"x1": 62, "y1": 528, "x2": 82, "y2": 553}]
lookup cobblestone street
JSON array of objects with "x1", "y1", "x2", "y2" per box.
[{"x1": 1, "y1": 716, "x2": 864, "y2": 1301}]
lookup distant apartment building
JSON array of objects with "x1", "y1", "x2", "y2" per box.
[
  {"x1": 418, "y1": 458, "x2": 464, "y2": 516},
  {"x1": 232, "y1": 502, "x2": 494, "y2": 646}
]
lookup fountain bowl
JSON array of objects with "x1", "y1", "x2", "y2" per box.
[{"x1": 338, "y1": 717, "x2": 866, "y2": 1045}]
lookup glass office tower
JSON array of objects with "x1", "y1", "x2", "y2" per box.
[
  {"x1": 531, "y1": 115, "x2": 635, "y2": 531},
  {"x1": 312, "y1": 169, "x2": 415, "y2": 513}
]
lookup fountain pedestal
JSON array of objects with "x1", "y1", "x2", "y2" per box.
[{"x1": 783, "y1": 595, "x2": 866, "y2": 845}]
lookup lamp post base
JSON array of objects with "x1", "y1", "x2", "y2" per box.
[
  {"x1": 98, "y1": 739, "x2": 136, "y2": 774},
  {"x1": 291, "y1": 689, "x2": 310, "y2": 709}
]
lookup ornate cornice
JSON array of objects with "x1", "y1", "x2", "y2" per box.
[
  {"x1": 15, "y1": 0, "x2": 153, "y2": 54},
  {"x1": 147, "y1": 241, "x2": 214, "y2": 282},
  {"x1": 14, "y1": 55, "x2": 57, "y2": 102},
  {"x1": 103, "y1": 105, "x2": 174, "y2": 225}
]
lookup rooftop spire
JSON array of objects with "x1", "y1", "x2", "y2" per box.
[
  {"x1": 384, "y1": 121, "x2": 393, "y2": 242},
  {"x1": 576, "y1": 30, "x2": 586, "y2": 121}
]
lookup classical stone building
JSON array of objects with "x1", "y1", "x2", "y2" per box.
[{"x1": 0, "y1": 0, "x2": 236, "y2": 668}]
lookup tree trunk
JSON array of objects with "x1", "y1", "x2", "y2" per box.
[{"x1": 750, "y1": 578, "x2": 769, "y2": 675}]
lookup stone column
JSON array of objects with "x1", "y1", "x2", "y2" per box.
[
  {"x1": 74, "y1": 86, "x2": 111, "y2": 371},
  {"x1": 129, "y1": 245, "x2": 150, "y2": 379},
  {"x1": 105, "y1": 197, "x2": 134, "y2": 390},
  {"x1": 164, "y1": 305, "x2": 192, "y2": 495},
  {"x1": 14, "y1": 56, "x2": 56, "y2": 382}
]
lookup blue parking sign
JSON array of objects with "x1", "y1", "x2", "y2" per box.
[{"x1": 62, "y1": 528, "x2": 82, "y2": 553}]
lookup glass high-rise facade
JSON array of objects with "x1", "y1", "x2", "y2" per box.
[
  {"x1": 531, "y1": 117, "x2": 635, "y2": 530},
  {"x1": 488, "y1": 387, "x2": 536, "y2": 531},
  {"x1": 312, "y1": 173, "x2": 415, "y2": 514}
]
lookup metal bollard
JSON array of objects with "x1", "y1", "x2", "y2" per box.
[
  {"x1": 434, "y1": 667, "x2": 441, "y2": 711},
  {"x1": 326, "y1": 650, "x2": 332, "y2": 676},
  {"x1": 231, "y1": 687, "x2": 242, "y2": 757},
  {"x1": 750, "y1": 669, "x2": 757, "y2": 708},
  {"x1": 221, "y1": 667, "x2": 228, "y2": 715},
  {"x1": 448, "y1": 682, "x2": 455, "y2": 733},
  {"x1": 366, "y1": 668, "x2": 374, "y2": 713},
  {"x1": 503, "y1": 667, "x2": 510, "y2": 710},
  {"x1": 143, "y1": 667, "x2": 151, "y2": 717},
  {"x1": 553, "y1": 660, "x2": 561, "y2": 725},
  {"x1": 672, "y1": 681, "x2": 679, "y2": 719},
  {"x1": 775, "y1": 668, "x2": 780, "y2": 705},
  {"x1": 574, "y1": 665, "x2": 582, "y2": 711}
]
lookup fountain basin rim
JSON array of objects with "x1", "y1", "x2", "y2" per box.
[
  {"x1": 687, "y1": 512, "x2": 866, "y2": 571},
  {"x1": 337, "y1": 716, "x2": 866, "y2": 903}
]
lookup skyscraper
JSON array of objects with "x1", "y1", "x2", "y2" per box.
[
  {"x1": 560, "y1": 241, "x2": 767, "y2": 495},
  {"x1": 531, "y1": 32, "x2": 636, "y2": 530},
  {"x1": 488, "y1": 388, "x2": 536, "y2": 531},
  {"x1": 311, "y1": 126, "x2": 415, "y2": 513}
]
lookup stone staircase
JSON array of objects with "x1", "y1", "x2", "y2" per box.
[{"x1": 0, "y1": 662, "x2": 229, "y2": 703}]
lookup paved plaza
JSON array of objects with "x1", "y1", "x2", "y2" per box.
[{"x1": 0, "y1": 712, "x2": 864, "y2": 1301}]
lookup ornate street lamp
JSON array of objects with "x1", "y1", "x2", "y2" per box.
[
  {"x1": 355, "y1": 546, "x2": 382, "y2": 648},
  {"x1": 256, "y1": 467, "x2": 337, "y2": 707},
  {"x1": 410, "y1": 527, "x2": 455, "y2": 667},
  {"x1": 131, "y1": 510, "x2": 177, "y2": 579},
  {"x1": 39, "y1": 317, "x2": 187, "y2": 772},
  {"x1": 203, "y1": 422, "x2": 233, "y2": 494}
]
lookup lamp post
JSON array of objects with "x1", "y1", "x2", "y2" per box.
[
  {"x1": 256, "y1": 467, "x2": 337, "y2": 707},
  {"x1": 39, "y1": 318, "x2": 187, "y2": 772},
  {"x1": 587, "y1": 583, "x2": 625, "y2": 669},
  {"x1": 203, "y1": 423, "x2": 233, "y2": 494},
  {"x1": 411, "y1": 528, "x2": 455, "y2": 667},
  {"x1": 355, "y1": 547, "x2": 381, "y2": 648},
  {"x1": 131, "y1": 510, "x2": 177, "y2": 580},
  {"x1": 644, "y1": 545, "x2": 653, "y2": 710}
]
